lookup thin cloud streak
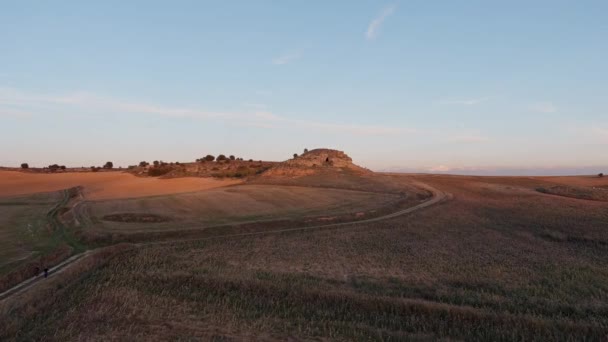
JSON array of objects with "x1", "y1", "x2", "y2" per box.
[
  {"x1": 0, "y1": 87, "x2": 407, "y2": 136},
  {"x1": 366, "y1": 4, "x2": 397, "y2": 40}
]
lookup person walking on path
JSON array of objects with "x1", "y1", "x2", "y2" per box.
[{"x1": 44, "y1": 268, "x2": 49, "y2": 278}]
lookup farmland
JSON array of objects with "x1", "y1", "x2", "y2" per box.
[
  {"x1": 0, "y1": 191, "x2": 64, "y2": 275},
  {"x1": 86, "y1": 185, "x2": 404, "y2": 234},
  {"x1": 0, "y1": 170, "x2": 241, "y2": 200},
  {"x1": 2, "y1": 173, "x2": 607, "y2": 340}
]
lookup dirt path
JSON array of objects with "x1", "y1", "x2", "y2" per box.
[{"x1": 0, "y1": 181, "x2": 448, "y2": 303}]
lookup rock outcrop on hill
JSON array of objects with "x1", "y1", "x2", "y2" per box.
[{"x1": 261, "y1": 149, "x2": 369, "y2": 177}]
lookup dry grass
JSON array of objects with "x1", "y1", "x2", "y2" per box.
[
  {"x1": 0, "y1": 192, "x2": 62, "y2": 272},
  {"x1": 0, "y1": 170, "x2": 241, "y2": 200},
  {"x1": 86, "y1": 184, "x2": 404, "y2": 234},
  {"x1": 2, "y1": 174, "x2": 607, "y2": 340}
]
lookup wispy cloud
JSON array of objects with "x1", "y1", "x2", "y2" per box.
[
  {"x1": 366, "y1": 4, "x2": 397, "y2": 40},
  {"x1": 530, "y1": 102, "x2": 557, "y2": 113},
  {"x1": 272, "y1": 51, "x2": 301, "y2": 65},
  {"x1": 0, "y1": 87, "x2": 407, "y2": 136}
]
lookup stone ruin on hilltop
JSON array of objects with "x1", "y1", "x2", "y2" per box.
[{"x1": 261, "y1": 148, "x2": 369, "y2": 177}]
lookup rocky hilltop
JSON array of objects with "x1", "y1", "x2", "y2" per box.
[{"x1": 261, "y1": 149, "x2": 369, "y2": 178}]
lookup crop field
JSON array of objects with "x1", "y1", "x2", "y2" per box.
[
  {"x1": 86, "y1": 184, "x2": 404, "y2": 235},
  {"x1": 2, "y1": 174, "x2": 607, "y2": 340},
  {"x1": 0, "y1": 170, "x2": 241, "y2": 200},
  {"x1": 0, "y1": 191, "x2": 64, "y2": 275}
]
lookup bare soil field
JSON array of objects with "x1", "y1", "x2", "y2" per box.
[
  {"x1": 0, "y1": 170, "x2": 241, "y2": 200},
  {"x1": 2, "y1": 174, "x2": 607, "y2": 340}
]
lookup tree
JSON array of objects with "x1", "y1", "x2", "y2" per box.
[
  {"x1": 217, "y1": 154, "x2": 227, "y2": 161},
  {"x1": 229, "y1": 155, "x2": 236, "y2": 161},
  {"x1": 304, "y1": 148, "x2": 309, "y2": 154},
  {"x1": 153, "y1": 160, "x2": 160, "y2": 167},
  {"x1": 139, "y1": 161, "x2": 149, "y2": 167},
  {"x1": 48, "y1": 164, "x2": 60, "y2": 172},
  {"x1": 60, "y1": 165, "x2": 66, "y2": 170},
  {"x1": 103, "y1": 161, "x2": 113, "y2": 169},
  {"x1": 204, "y1": 155, "x2": 215, "y2": 162},
  {"x1": 600, "y1": 173, "x2": 604, "y2": 178},
  {"x1": 293, "y1": 153, "x2": 298, "y2": 159},
  {"x1": 20, "y1": 163, "x2": 29, "y2": 169}
]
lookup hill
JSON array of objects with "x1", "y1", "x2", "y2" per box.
[{"x1": 260, "y1": 148, "x2": 370, "y2": 178}]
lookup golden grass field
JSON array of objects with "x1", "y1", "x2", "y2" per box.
[
  {"x1": 0, "y1": 170, "x2": 242, "y2": 200},
  {"x1": 1, "y1": 171, "x2": 608, "y2": 340},
  {"x1": 0, "y1": 170, "x2": 427, "y2": 287},
  {"x1": 87, "y1": 185, "x2": 402, "y2": 233}
]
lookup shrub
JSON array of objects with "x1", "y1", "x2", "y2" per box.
[
  {"x1": 304, "y1": 148, "x2": 309, "y2": 153},
  {"x1": 128, "y1": 165, "x2": 136, "y2": 170},
  {"x1": 103, "y1": 161, "x2": 113, "y2": 169},
  {"x1": 217, "y1": 154, "x2": 227, "y2": 161},
  {"x1": 148, "y1": 166, "x2": 172, "y2": 177},
  {"x1": 293, "y1": 153, "x2": 298, "y2": 159},
  {"x1": 153, "y1": 160, "x2": 160, "y2": 167},
  {"x1": 139, "y1": 161, "x2": 149, "y2": 167},
  {"x1": 20, "y1": 163, "x2": 28, "y2": 169},
  {"x1": 599, "y1": 173, "x2": 604, "y2": 178},
  {"x1": 60, "y1": 165, "x2": 66, "y2": 170},
  {"x1": 91, "y1": 166, "x2": 99, "y2": 172},
  {"x1": 48, "y1": 164, "x2": 60, "y2": 172},
  {"x1": 229, "y1": 155, "x2": 236, "y2": 160},
  {"x1": 204, "y1": 155, "x2": 215, "y2": 162},
  {"x1": 249, "y1": 159, "x2": 253, "y2": 162}
]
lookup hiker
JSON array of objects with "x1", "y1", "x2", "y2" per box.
[{"x1": 44, "y1": 268, "x2": 49, "y2": 278}]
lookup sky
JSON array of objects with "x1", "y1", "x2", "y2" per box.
[{"x1": 1, "y1": 1, "x2": 607, "y2": 174}]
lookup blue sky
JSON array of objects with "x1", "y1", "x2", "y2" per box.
[{"x1": 1, "y1": 1, "x2": 607, "y2": 174}]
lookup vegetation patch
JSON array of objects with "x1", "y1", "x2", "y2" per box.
[
  {"x1": 102, "y1": 213, "x2": 172, "y2": 223},
  {"x1": 536, "y1": 185, "x2": 608, "y2": 201}
]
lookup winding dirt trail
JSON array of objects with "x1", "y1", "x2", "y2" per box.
[{"x1": 0, "y1": 181, "x2": 448, "y2": 302}]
